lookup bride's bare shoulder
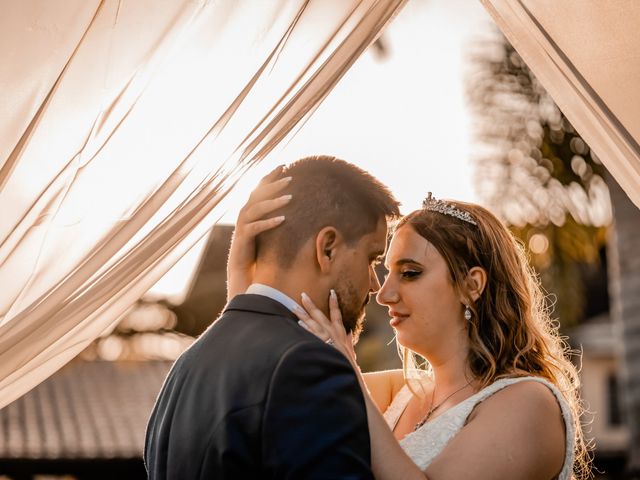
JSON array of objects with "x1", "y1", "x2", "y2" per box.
[
  {"x1": 471, "y1": 379, "x2": 565, "y2": 438},
  {"x1": 429, "y1": 380, "x2": 567, "y2": 479},
  {"x1": 363, "y1": 369, "x2": 406, "y2": 411},
  {"x1": 487, "y1": 379, "x2": 562, "y2": 414}
]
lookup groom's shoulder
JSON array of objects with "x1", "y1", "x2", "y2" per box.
[
  {"x1": 220, "y1": 293, "x2": 296, "y2": 322},
  {"x1": 214, "y1": 294, "x2": 307, "y2": 339},
  {"x1": 187, "y1": 294, "x2": 326, "y2": 363}
]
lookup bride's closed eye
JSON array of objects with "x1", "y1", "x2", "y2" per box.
[
  {"x1": 400, "y1": 269, "x2": 421, "y2": 280},
  {"x1": 383, "y1": 269, "x2": 422, "y2": 281}
]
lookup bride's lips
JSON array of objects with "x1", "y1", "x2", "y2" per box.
[{"x1": 389, "y1": 311, "x2": 409, "y2": 327}]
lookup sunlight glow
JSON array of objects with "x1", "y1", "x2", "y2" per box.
[{"x1": 147, "y1": 0, "x2": 494, "y2": 301}]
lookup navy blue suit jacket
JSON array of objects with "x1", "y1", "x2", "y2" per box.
[{"x1": 144, "y1": 294, "x2": 373, "y2": 479}]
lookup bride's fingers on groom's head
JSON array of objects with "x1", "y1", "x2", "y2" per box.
[
  {"x1": 244, "y1": 216, "x2": 285, "y2": 237},
  {"x1": 260, "y1": 164, "x2": 286, "y2": 184},
  {"x1": 262, "y1": 176, "x2": 292, "y2": 200},
  {"x1": 244, "y1": 195, "x2": 291, "y2": 223},
  {"x1": 249, "y1": 176, "x2": 292, "y2": 204}
]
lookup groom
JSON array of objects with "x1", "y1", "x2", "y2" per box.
[{"x1": 145, "y1": 156, "x2": 400, "y2": 479}]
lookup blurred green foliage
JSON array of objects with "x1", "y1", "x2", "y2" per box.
[{"x1": 466, "y1": 32, "x2": 612, "y2": 327}]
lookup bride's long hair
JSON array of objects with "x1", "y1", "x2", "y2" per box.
[{"x1": 396, "y1": 201, "x2": 592, "y2": 480}]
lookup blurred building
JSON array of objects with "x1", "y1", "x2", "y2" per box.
[
  {"x1": 571, "y1": 316, "x2": 628, "y2": 454},
  {"x1": 0, "y1": 360, "x2": 171, "y2": 480},
  {"x1": 567, "y1": 249, "x2": 629, "y2": 479}
]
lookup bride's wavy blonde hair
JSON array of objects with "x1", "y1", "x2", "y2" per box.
[{"x1": 395, "y1": 201, "x2": 592, "y2": 480}]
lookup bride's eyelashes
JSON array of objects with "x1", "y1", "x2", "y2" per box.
[
  {"x1": 383, "y1": 269, "x2": 422, "y2": 281},
  {"x1": 400, "y1": 269, "x2": 422, "y2": 280}
]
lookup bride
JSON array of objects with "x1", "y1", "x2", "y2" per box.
[{"x1": 227, "y1": 170, "x2": 591, "y2": 479}]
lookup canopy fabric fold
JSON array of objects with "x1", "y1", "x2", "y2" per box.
[
  {"x1": 0, "y1": 0, "x2": 406, "y2": 409},
  {"x1": 480, "y1": 0, "x2": 640, "y2": 209},
  {"x1": 3, "y1": 0, "x2": 639, "y2": 412}
]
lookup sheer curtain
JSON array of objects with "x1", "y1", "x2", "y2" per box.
[
  {"x1": 480, "y1": 0, "x2": 640, "y2": 209},
  {"x1": 0, "y1": 0, "x2": 406, "y2": 408}
]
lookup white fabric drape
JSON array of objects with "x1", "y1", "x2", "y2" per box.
[
  {"x1": 480, "y1": 0, "x2": 640, "y2": 209},
  {"x1": 0, "y1": 0, "x2": 406, "y2": 409}
]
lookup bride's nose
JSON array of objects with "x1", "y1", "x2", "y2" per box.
[{"x1": 376, "y1": 275, "x2": 398, "y2": 305}]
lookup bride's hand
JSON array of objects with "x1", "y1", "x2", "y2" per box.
[
  {"x1": 226, "y1": 166, "x2": 292, "y2": 301},
  {"x1": 294, "y1": 290, "x2": 358, "y2": 367}
]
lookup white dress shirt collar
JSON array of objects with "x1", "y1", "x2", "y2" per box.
[{"x1": 245, "y1": 283, "x2": 303, "y2": 314}]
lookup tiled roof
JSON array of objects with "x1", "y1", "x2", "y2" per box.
[{"x1": 0, "y1": 360, "x2": 172, "y2": 459}]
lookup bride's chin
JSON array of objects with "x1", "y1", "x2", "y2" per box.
[
  {"x1": 395, "y1": 335, "x2": 429, "y2": 357},
  {"x1": 394, "y1": 334, "x2": 414, "y2": 351}
]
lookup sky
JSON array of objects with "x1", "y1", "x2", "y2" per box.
[
  {"x1": 149, "y1": 0, "x2": 498, "y2": 301},
  {"x1": 223, "y1": 0, "x2": 495, "y2": 218}
]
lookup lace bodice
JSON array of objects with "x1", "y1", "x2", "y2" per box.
[{"x1": 383, "y1": 376, "x2": 575, "y2": 479}]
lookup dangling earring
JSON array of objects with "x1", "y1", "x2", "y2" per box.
[{"x1": 464, "y1": 305, "x2": 472, "y2": 321}]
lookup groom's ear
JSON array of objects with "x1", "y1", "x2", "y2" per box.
[{"x1": 315, "y1": 226, "x2": 340, "y2": 274}]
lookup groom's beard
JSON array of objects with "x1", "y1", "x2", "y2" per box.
[{"x1": 335, "y1": 283, "x2": 370, "y2": 343}]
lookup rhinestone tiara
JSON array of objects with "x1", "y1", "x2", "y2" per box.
[{"x1": 422, "y1": 192, "x2": 477, "y2": 226}]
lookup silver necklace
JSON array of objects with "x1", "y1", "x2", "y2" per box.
[{"x1": 414, "y1": 380, "x2": 472, "y2": 431}]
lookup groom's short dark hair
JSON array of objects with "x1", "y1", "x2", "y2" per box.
[{"x1": 256, "y1": 155, "x2": 400, "y2": 267}]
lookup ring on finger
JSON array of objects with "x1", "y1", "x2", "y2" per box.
[{"x1": 325, "y1": 338, "x2": 335, "y2": 346}]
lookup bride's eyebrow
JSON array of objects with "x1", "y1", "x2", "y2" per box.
[
  {"x1": 397, "y1": 258, "x2": 423, "y2": 267},
  {"x1": 384, "y1": 258, "x2": 423, "y2": 269}
]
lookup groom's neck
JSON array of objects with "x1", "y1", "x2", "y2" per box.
[{"x1": 253, "y1": 262, "x2": 327, "y2": 314}]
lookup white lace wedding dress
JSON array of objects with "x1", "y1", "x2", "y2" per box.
[{"x1": 383, "y1": 376, "x2": 575, "y2": 479}]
